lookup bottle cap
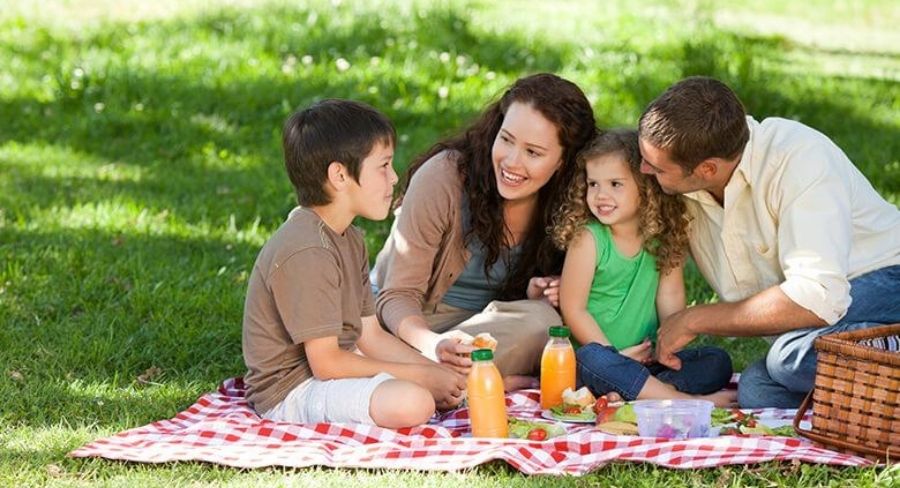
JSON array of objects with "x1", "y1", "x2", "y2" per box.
[
  {"x1": 548, "y1": 326, "x2": 571, "y2": 338},
  {"x1": 471, "y1": 349, "x2": 494, "y2": 361}
]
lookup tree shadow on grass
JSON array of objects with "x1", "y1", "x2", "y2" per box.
[
  {"x1": 603, "y1": 30, "x2": 899, "y2": 193},
  {"x1": 0, "y1": 2, "x2": 575, "y2": 233}
]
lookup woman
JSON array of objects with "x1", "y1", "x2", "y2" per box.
[{"x1": 373, "y1": 73, "x2": 596, "y2": 391}]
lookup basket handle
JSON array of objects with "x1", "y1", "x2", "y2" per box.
[{"x1": 792, "y1": 390, "x2": 814, "y2": 436}]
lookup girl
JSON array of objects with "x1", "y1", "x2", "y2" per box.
[
  {"x1": 554, "y1": 129, "x2": 735, "y2": 406},
  {"x1": 372, "y1": 74, "x2": 596, "y2": 393}
]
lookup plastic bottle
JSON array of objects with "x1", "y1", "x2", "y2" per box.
[
  {"x1": 467, "y1": 348, "x2": 508, "y2": 438},
  {"x1": 540, "y1": 325, "x2": 576, "y2": 409}
]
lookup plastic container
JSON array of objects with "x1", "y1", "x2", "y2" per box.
[
  {"x1": 632, "y1": 399, "x2": 714, "y2": 439},
  {"x1": 467, "y1": 348, "x2": 508, "y2": 438},
  {"x1": 540, "y1": 326, "x2": 576, "y2": 409}
]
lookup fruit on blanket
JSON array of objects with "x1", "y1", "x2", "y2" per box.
[
  {"x1": 508, "y1": 418, "x2": 565, "y2": 440},
  {"x1": 612, "y1": 403, "x2": 636, "y2": 424},
  {"x1": 526, "y1": 427, "x2": 548, "y2": 441},
  {"x1": 596, "y1": 421, "x2": 639, "y2": 436},
  {"x1": 594, "y1": 406, "x2": 619, "y2": 424},
  {"x1": 470, "y1": 332, "x2": 498, "y2": 351},
  {"x1": 561, "y1": 386, "x2": 596, "y2": 408},
  {"x1": 592, "y1": 395, "x2": 609, "y2": 414}
]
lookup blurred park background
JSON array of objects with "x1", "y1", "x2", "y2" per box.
[{"x1": 1, "y1": 0, "x2": 898, "y2": 485}]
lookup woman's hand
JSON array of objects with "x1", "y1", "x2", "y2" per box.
[
  {"x1": 526, "y1": 275, "x2": 561, "y2": 307},
  {"x1": 434, "y1": 330, "x2": 475, "y2": 375}
]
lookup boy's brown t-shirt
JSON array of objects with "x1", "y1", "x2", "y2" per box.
[{"x1": 242, "y1": 206, "x2": 374, "y2": 414}]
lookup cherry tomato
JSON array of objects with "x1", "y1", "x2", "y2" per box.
[
  {"x1": 592, "y1": 396, "x2": 609, "y2": 415},
  {"x1": 594, "y1": 406, "x2": 619, "y2": 424},
  {"x1": 563, "y1": 406, "x2": 582, "y2": 415},
  {"x1": 527, "y1": 428, "x2": 548, "y2": 441}
]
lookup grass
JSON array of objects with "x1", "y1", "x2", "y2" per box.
[{"x1": 1, "y1": 0, "x2": 898, "y2": 485}]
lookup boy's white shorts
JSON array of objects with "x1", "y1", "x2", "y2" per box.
[{"x1": 261, "y1": 372, "x2": 394, "y2": 425}]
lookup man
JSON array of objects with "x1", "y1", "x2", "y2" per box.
[{"x1": 637, "y1": 76, "x2": 900, "y2": 408}]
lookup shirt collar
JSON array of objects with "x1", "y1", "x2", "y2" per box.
[{"x1": 682, "y1": 116, "x2": 757, "y2": 207}]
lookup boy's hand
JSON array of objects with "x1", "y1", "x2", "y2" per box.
[
  {"x1": 621, "y1": 339, "x2": 653, "y2": 364},
  {"x1": 422, "y1": 364, "x2": 467, "y2": 410},
  {"x1": 434, "y1": 331, "x2": 475, "y2": 375},
  {"x1": 526, "y1": 275, "x2": 560, "y2": 307}
]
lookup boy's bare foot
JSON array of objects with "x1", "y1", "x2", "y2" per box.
[
  {"x1": 702, "y1": 389, "x2": 738, "y2": 407},
  {"x1": 503, "y1": 375, "x2": 539, "y2": 391}
]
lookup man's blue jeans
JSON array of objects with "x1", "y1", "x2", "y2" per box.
[
  {"x1": 576, "y1": 344, "x2": 733, "y2": 400},
  {"x1": 738, "y1": 265, "x2": 900, "y2": 409}
]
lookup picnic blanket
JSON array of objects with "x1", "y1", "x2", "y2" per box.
[{"x1": 69, "y1": 377, "x2": 873, "y2": 474}]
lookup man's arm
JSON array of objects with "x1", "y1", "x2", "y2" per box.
[
  {"x1": 657, "y1": 132, "x2": 856, "y2": 369},
  {"x1": 656, "y1": 284, "x2": 825, "y2": 369}
]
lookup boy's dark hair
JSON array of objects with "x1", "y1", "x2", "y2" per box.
[
  {"x1": 638, "y1": 76, "x2": 749, "y2": 173},
  {"x1": 282, "y1": 99, "x2": 396, "y2": 206}
]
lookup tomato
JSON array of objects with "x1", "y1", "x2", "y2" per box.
[
  {"x1": 563, "y1": 406, "x2": 582, "y2": 415},
  {"x1": 745, "y1": 419, "x2": 757, "y2": 428},
  {"x1": 527, "y1": 428, "x2": 548, "y2": 441},
  {"x1": 594, "y1": 406, "x2": 618, "y2": 424},
  {"x1": 592, "y1": 396, "x2": 608, "y2": 415}
]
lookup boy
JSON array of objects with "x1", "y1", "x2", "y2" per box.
[{"x1": 242, "y1": 99, "x2": 466, "y2": 427}]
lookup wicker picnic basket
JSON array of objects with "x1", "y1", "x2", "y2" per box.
[{"x1": 793, "y1": 323, "x2": 900, "y2": 461}]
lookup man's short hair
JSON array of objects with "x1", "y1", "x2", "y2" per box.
[
  {"x1": 639, "y1": 76, "x2": 749, "y2": 172},
  {"x1": 282, "y1": 99, "x2": 395, "y2": 206}
]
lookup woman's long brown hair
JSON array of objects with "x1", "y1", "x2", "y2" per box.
[{"x1": 397, "y1": 73, "x2": 596, "y2": 299}]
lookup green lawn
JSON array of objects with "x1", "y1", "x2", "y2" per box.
[{"x1": 1, "y1": 0, "x2": 898, "y2": 485}]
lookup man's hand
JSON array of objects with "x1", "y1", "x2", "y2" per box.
[
  {"x1": 655, "y1": 308, "x2": 700, "y2": 370},
  {"x1": 527, "y1": 275, "x2": 561, "y2": 307},
  {"x1": 434, "y1": 330, "x2": 475, "y2": 375},
  {"x1": 422, "y1": 363, "x2": 467, "y2": 411},
  {"x1": 620, "y1": 339, "x2": 653, "y2": 364}
]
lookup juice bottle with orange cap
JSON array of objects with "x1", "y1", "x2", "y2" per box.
[
  {"x1": 467, "y1": 348, "x2": 508, "y2": 438},
  {"x1": 540, "y1": 325, "x2": 576, "y2": 409}
]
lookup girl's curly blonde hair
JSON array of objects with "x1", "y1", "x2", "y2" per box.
[{"x1": 549, "y1": 129, "x2": 690, "y2": 274}]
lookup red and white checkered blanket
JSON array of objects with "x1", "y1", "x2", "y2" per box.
[{"x1": 69, "y1": 377, "x2": 872, "y2": 474}]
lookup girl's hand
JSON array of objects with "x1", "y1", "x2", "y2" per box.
[
  {"x1": 434, "y1": 331, "x2": 475, "y2": 374},
  {"x1": 620, "y1": 339, "x2": 653, "y2": 364},
  {"x1": 526, "y1": 275, "x2": 561, "y2": 307}
]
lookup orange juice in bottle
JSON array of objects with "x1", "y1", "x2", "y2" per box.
[
  {"x1": 467, "y1": 348, "x2": 508, "y2": 438},
  {"x1": 540, "y1": 326, "x2": 576, "y2": 409}
]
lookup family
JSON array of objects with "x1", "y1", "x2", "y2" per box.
[{"x1": 241, "y1": 74, "x2": 900, "y2": 428}]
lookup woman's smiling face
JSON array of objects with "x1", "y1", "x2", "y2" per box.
[{"x1": 491, "y1": 102, "x2": 564, "y2": 204}]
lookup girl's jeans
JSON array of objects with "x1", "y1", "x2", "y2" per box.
[
  {"x1": 737, "y1": 265, "x2": 900, "y2": 408},
  {"x1": 576, "y1": 344, "x2": 733, "y2": 400}
]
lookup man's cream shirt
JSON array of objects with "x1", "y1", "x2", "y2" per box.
[{"x1": 684, "y1": 116, "x2": 900, "y2": 325}]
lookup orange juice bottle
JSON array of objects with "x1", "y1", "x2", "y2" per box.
[
  {"x1": 540, "y1": 326, "x2": 576, "y2": 409},
  {"x1": 467, "y1": 348, "x2": 508, "y2": 438}
]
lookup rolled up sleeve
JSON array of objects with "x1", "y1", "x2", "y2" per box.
[{"x1": 775, "y1": 144, "x2": 853, "y2": 325}]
